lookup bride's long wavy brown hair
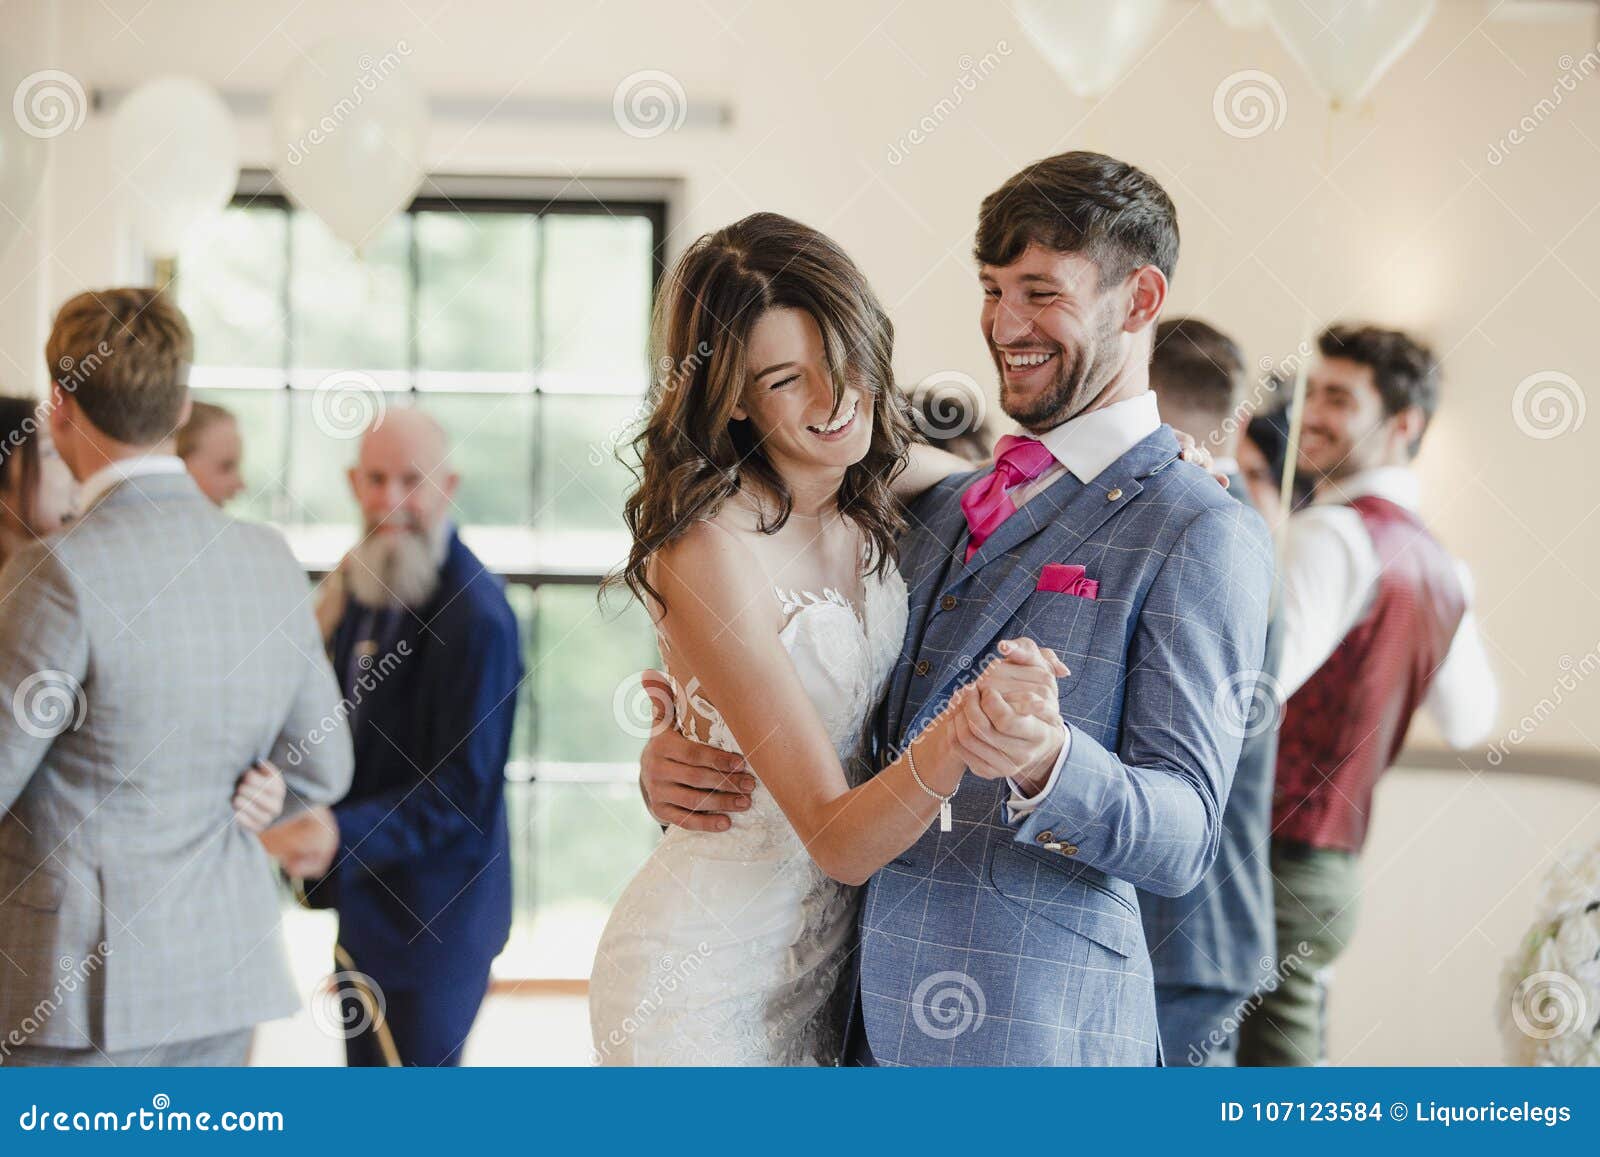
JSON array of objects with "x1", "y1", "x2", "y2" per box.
[{"x1": 610, "y1": 212, "x2": 913, "y2": 612}]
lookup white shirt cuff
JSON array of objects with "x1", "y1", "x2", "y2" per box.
[{"x1": 1004, "y1": 723, "x2": 1071, "y2": 824}]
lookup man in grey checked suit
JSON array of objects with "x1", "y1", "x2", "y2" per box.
[
  {"x1": 0, "y1": 288, "x2": 352, "y2": 1066},
  {"x1": 641, "y1": 153, "x2": 1272, "y2": 1065}
]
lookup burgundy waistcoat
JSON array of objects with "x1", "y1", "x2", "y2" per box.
[{"x1": 1272, "y1": 495, "x2": 1466, "y2": 853}]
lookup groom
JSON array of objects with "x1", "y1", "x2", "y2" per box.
[{"x1": 641, "y1": 151, "x2": 1273, "y2": 1065}]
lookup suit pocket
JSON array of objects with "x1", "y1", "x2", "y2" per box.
[
  {"x1": 1014, "y1": 594, "x2": 1104, "y2": 708},
  {"x1": 987, "y1": 841, "x2": 1143, "y2": 958},
  {"x1": 0, "y1": 852, "x2": 65, "y2": 913}
]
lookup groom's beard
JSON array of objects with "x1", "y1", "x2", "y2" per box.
[
  {"x1": 344, "y1": 516, "x2": 444, "y2": 610},
  {"x1": 994, "y1": 302, "x2": 1124, "y2": 430}
]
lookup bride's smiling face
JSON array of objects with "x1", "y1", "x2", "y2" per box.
[{"x1": 733, "y1": 306, "x2": 873, "y2": 477}]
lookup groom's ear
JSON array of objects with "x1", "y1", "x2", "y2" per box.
[{"x1": 1121, "y1": 265, "x2": 1168, "y2": 334}]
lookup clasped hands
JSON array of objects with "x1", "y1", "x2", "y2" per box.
[
  {"x1": 229, "y1": 760, "x2": 340, "y2": 879},
  {"x1": 937, "y1": 636, "x2": 1068, "y2": 796}
]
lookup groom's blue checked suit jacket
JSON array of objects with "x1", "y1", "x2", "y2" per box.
[{"x1": 859, "y1": 425, "x2": 1274, "y2": 1066}]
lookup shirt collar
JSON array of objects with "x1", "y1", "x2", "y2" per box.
[
  {"x1": 1029, "y1": 392, "x2": 1162, "y2": 484},
  {"x1": 1314, "y1": 465, "x2": 1420, "y2": 512},
  {"x1": 78, "y1": 454, "x2": 188, "y2": 511}
]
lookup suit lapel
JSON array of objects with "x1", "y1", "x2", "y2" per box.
[{"x1": 910, "y1": 426, "x2": 1183, "y2": 731}]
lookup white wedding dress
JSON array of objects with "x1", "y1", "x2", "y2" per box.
[{"x1": 589, "y1": 563, "x2": 908, "y2": 1066}]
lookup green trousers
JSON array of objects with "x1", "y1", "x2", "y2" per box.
[{"x1": 1237, "y1": 841, "x2": 1363, "y2": 1066}]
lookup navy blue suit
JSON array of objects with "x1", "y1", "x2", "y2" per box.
[
  {"x1": 1139, "y1": 473, "x2": 1279, "y2": 1065},
  {"x1": 309, "y1": 531, "x2": 522, "y2": 1066}
]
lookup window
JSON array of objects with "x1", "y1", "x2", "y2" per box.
[{"x1": 175, "y1": 176, "x2": 672, "y2": 978}]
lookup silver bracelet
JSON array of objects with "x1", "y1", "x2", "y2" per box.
[{"x1": 907, "y1": 739, "x2": 956, "y2": 833}]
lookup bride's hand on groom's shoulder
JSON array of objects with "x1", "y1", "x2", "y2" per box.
[
  {"x1": 638, "y1": 669, "x2": 758, "y2": 833},
  {"x1": 946, "y1": 639, "x2": 1067, "y2": 786},
  {"x1": 1172, "y1": 429, "x2": 1230, "y2": 488}
]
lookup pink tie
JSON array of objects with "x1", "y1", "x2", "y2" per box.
[{"x1": 960, "y1": 434, "x2": 1057, "y2": 562}]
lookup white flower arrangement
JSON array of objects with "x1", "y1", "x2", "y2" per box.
[{"x1": 1499, "y1": 843, "x2": 1600, "y2": 1065}]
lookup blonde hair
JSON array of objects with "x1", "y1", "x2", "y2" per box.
[
  {"x1": 176, "y1": 400, "x2": 235, "y2": 458},
  {"x1": 46, "y1": 288, "x2": 193, "y2": 445}
]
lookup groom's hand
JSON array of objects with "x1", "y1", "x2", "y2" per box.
[
  {"x1": 638, "y1": 669, "x2": 757, "y2": 833},
  {"x1": 953, "y1": 638, "x2": 1067, "y2": 791}
]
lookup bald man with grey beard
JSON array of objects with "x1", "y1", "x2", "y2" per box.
[{"x1": 265, "y1": 409, "x2": 523, "y2": 1066}]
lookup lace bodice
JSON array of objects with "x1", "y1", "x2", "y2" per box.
[{"x1": 668, "y1": 573, "x2": 905, "y2": 757}]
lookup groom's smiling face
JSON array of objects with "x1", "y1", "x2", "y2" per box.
[{"x1": 980, "y1": 244, "x2": 1129, "y2": 432}]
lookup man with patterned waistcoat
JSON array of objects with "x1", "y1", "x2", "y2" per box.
[{"x1": 1237, "y1": 324, "x2": 1498, "y2": 1066}]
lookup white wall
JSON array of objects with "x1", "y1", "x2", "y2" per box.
[
  {"x1": 11, "y1": 0, "x2": 1598, "y2": 756},
  {"x1": 6, "y1": 0, "x2": 1600, "y2": 1061}
]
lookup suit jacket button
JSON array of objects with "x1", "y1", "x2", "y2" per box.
[
  {"x1": 915, "y1": 659, "x2": 931, "y2": 676},
  {"x1": 940, "y1": 594, "x2": 958, "y2": 611},
  {"x1": 1106, "y1": 488, "x2": 1123, "y2": 501},
  {"x1": 1035, "y1": 830, "x2": 1054, "y2": 845},
  {"x1": 1061, "y1": 844, "x2": 1079, "y2": 856}
]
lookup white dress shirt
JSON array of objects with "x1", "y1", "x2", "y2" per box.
[
  {"x1": 77, "y1": 453, "x2": 189, "y2": 511},
  {"x1": 998, "y1": 392, "x2": 1164, "y2": 819},
  {"x1": 1276, "y1": 465, "x2": 1497, "y2": 748}
]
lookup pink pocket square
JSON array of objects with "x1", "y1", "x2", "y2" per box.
[{"x1": 1037, "y1": 563, "x2": 1099, "y2": 599}]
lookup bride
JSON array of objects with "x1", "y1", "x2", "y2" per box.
[{"x1": 588, "y1": 212, "x2": 1067, "y2": 1065}]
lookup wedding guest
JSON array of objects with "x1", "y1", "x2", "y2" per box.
[
  {"x1": 0, "y1": 391, "x2": 283, "y2": 836},
  {"x1": 1238, "y1": 398, "x2": 1313, "y2": 532},
  {"x1": 0, "y1": 288, "x2": 351, "y2": 1066},
  {"x1": 177, "y1": 399, "x2": 245, "y2": 507},
  {"x1": 0, "y1": 395, "x2": 78, "y2": 563},
  {"x1": 1145, "y1": 317, "x2": 1279, "y2": 1065},
  {"x1": 1236, "y1": 324, "x2": 1498, "y2": 1066},
  {"x1": 263, "y1": 408, "x2": 521, "y2": 1067}
]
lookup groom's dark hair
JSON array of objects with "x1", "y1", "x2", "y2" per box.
[{"x1": 975, "y1": 151, "x2": 1179, "y2": 286}]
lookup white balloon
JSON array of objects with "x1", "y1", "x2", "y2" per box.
[
  {"x1": 1210, "y1": 0, "x2": 1269, "y2": 30},
  {"x1": 1266, "y1": 0, "x2": 1435, "y2": 107},
  {"x1": 270, "y1": 38, "x2": 428, "y2": 254},
  {"x1": 1016, "y1": 0, "x2": 1168, "y2": 100},
  {"x1": 0, "y1": 58, "x2": 54, "y2": 264},
  {"x1": 111, "y1": 77, "x2": 239, "y2": 260}
]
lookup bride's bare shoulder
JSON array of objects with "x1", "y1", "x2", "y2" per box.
[{"x1": 646, "y1": 515, "x2": 772, "y2": 623}]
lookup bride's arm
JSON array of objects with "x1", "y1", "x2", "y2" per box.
[
  {"x1": 890, "y1": 441, "x2": 983, "y2": 502},
  {"x1": 652, "y1": 523, "x2": 1058, "y2": 886}
]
